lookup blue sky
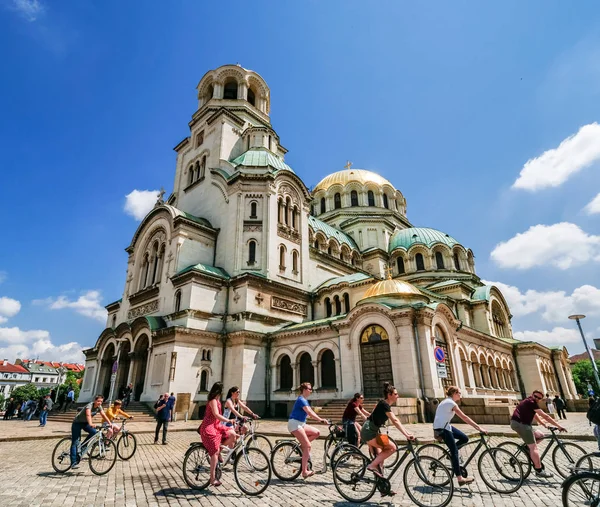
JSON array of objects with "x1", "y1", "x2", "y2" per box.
[{"x1": 1, "y1": 0, "x2": 600, "y2": 363}]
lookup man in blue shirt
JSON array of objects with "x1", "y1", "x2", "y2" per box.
[
  {"x1": 154, "y1": 392, "x2": 174, "y2": 445},
  {"x1": 63, "y1": 387, "x2": 75, "y2": 412}
]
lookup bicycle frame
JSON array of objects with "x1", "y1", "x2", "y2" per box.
[
  {"x1": 519, "y1": 428, "x2": 565, "y2": 465},
  {"x1": 453, "y1": 434, "x2": 494, "y2": 471}
]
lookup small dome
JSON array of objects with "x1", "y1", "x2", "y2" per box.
[
  {"x1": 360, "y1": 278, "x2": 425, "y2": 302},
  {"x1": 389, "y1": 227, "x2": 459, "y2": 252},
  {"x1": 313, "y1": 169, "x2": 395, "y2": 193},
  {"x1": 231, "y1": 148, "x2": 294, "y2": 173}
]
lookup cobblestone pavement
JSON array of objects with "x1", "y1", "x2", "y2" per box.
[{"x1": 0, "y1": 428, "x2": 598, "y2": 507}]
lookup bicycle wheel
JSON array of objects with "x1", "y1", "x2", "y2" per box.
[
  {"x1": 51, "y1": 437, "x2": 73, "y2": 473},
  {"x1": 89, "y1": 439, "x2": 117, "y2": 476},
  {"x1": 497, "y1": 441, "x2": 532, "y2": 479},
  {"x1": 324, "y1": 433, "x2": 345, "y2": 461},
  {"x1": 403, "y1": 456, "x2": 453, "y2": 507},
  {"x1": 270, "y1": 441, "x2": 302, "y2": 481},
  {"x1": 331, "y1": 443, "x2": 360, "y2": 468},
  {"x1": 117, "y1": 433, "x2": 137, "y2": 461},
  {"x1": 233, "y1": 448, "x2": 271, "y2": 496},
  {"x1": 553, "y1": 442, "x2": 589, "y2": 479},
  {"x1": 562, "y1": 470, "x2": 600, "y2": 506},
  {"x1": 477, "y1": 447, "x2": 523, "y2": 494},
  {"x1": 182, "y1": 444, "x2": 211, "y2": 490},
  {"x1": 576, "y1": 452, "x2": 599, "y2": 471},
  {"x1": 332, "y1": 450, "x2": 376, "y2": 503},
  {"x1": 245, "y1": 434, "x2": 272, "y2": 456}
]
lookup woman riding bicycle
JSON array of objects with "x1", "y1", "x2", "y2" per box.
[
  {"x1": 288, "y1": 382, "x2": 329, "y2": 479},
  {"x1": 198, "y1": 382, "x2": 237, "y2": 487},
  {"x1": 342, "y1": 392, "x2": 370, "y2": 446},
  {"x1": 222, "y1": 386, "x2": 259, "y2": 434},
  {"x1": 361, "y1": 382, "x2": 415, "y2": 478},
  {"x1": 433, "y1": 385, "x2": 486, "y2": 486},
  {"x1": 104, "y1": 399, "x2": 133, "y2": 439}
]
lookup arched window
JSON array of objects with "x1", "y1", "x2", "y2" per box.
[
  {"x1": 250, "y1": 202, "x2": 257, "y2": 218},
  {"x1": 248, "y1": 240, "x2": 257, "y2": 265},
  {"x1": 247, "y1": 88, "x2": 256, "y2": 106},
  {"x1": 415, "y1": 253, "x2": 425, "y2": 271},
  {"x1": 141, "y1": 254, "x2": 150, "y2": 290},
  {"x1": 351, "y1": 190, "x2": 359, "y2": 206},
  {"x1": 200, "y1": 370, "x2": 208, "y2": 392},
  {"x1": 435, "y1": 251, "x2": 445, "y2": 269},
  {"x1": 279, "y1": 245, "x2": 286, "y2": 269},
  {"x1": 199, "y1": 157, "x2": 206, "y2": 179},
  {"x1": 492, "y1": 302, "x2": 508, "y2": 338},
  {"x1": 112, "y1": 315, "x2": 117, "y2": 328},
  {"x1": 368, "y1": 190, "x2": 375, "y2": 206},
  {"x1": 334, "y1": 295, "x2": 341, "y2": 315},
  {"x1": 277, "y1": 199, "x2": 283, "y2": 223},
  {"x1": 280, "y1": 355, "x2": 293, "y2": 389},
  {"x1": 150, "y1": 243, "x2": 160, "y2": 285},
  {"x1": 325, "y1": 297, "x2": 332, "y2": 318},
  {"x1": 343, "y1": 293, "x2": 350, "y2": 313},
  {"x1": 299, "y1": 353, "x2": 314, "y2": 385},
  {"x1": 195, "y1": 161, "x2": 200, "y2": 181},
  {"x1": 284, "y1": 198, "x2": 290, "y2": 225},
  {"x1": 223, "y1": 80, "x2": 238, "y2": 99},
  {"x1": 321, "y1": 350, "x2": 336, "y2": 388},
  {"x1": 454, "y1": 252, "x2": 461, "y2": 270},
  {"x1": 196, "y1": 131, "x2": 204, "y2": 147},
  {"x1": 383, "y1": 194, "x2": 389, "y2": 209},
  {"x1": 174, "y1": 290, "x2": 182, "y2": 312},
  {"x1": 292, "y1": 206, "x2": 298, "y2": 229},
  {"x1": 313, "y1": 239, "x2": 319, "y2": 249},
  {"x1": 320, "y1": 197, "x2": 326, "y2": 213},
  {"x1": 334, "y1": 193, "x2": 341, "y2": 209},
  {"x1": 188, "y1": 165, "x2": 194, "y2": 186},
  {"x1": 201, "y1": 350, "x2": 206, "y2": 361},
  {"x1": 292, "y1": 250, "x2": 299, "y2": 273},
  {"x1": 327, "y1": 245, "x2": 332, "y2": 255},
  {"x1": 397, "y1": 257, "x2": 405, "y2": 274},
  {"x1": 268, "y1": 136, "x2": 272, "y2": 151}
]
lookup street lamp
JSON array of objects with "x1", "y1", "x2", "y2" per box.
[{"x1": 569, "y1": 314, "x2": 600, "y2": 393}]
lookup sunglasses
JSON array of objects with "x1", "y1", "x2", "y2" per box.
[
  {"x1": 533, "y1": 395, "x2": 543, "y2": 401},
  {"x1": 306, "y1": 388, "x2": 313, "y2": 392}
]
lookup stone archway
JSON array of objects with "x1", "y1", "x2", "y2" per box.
[
  {"x1": 360, "y1": 324, "x2": 393, "y2": 398},
  {"x1": 115, "y1": 340, "x2": 131, "y2": 399},
  {"x1": 98, "y1": 343, "x2": 116, "y2": 399},
  {"x1": 131, "y1": 335, "x2": 149, "y2": 401}
]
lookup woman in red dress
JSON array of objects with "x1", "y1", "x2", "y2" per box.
[{"x1": 199, "y1": 382, "x2": 237, "y2": 486}]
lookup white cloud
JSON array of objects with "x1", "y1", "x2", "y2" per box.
[
  {"x1": 513, "y1": 327, "x2": 581, "y2": 347},
  {"x1": 584, "y1": 192, "x2": 600, "y2": 215},
  {"x1": 490, "y1": 222, "x2": 600, "y2": 270},
  {"x1": 0, "y1": 327, "x2": 50, "y2": 345},
  {"x1": 483, "y1": 280, "x2": 600, "y2": 323},
  {"x1": 9, "y1": 0, "x2": 44, "y2": 22},
  {"x1": 34, "y1": 290, "x2": 107, "y2": 322},
  {"x1": 0, "y1": 297, "x2": 21, "y2": 322},
  {"x1": 124, "y1": 189, "x2": 160, "y2": 221},
  {"x1": 512, "y1": 123, "x2": 600, "y2": 191},
  {"x1": 0, "y1": 325, "x2": 85, "y2": 363},
  {"x1": 0, "y1": 272, "x2": 6, "y2": 284}
]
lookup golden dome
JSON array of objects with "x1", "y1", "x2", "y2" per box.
[
  {"x1": 313, "y1": 169, "x2": 395, "y2": 193},
  {"x1": 360, "y1": 278, "x2": 425, "y2": 302}
]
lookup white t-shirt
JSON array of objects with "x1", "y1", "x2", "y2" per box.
[{"x1": 433, "y1": 398, "x2": 458, "y2": 430}]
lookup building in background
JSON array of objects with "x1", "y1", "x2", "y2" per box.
[{"x1": 0, "y1": 360, "x2": 32, "y2": 398}]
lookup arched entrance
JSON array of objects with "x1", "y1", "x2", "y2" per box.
[
  {"x1": 360, "y1": 324, "x2": 394, "y2": 397},
  {"x1": 115, "y1": 340, "x2": 131, "y2": 399},
  {"x1": 99, "y1": 343, "x2": 116, "y2": 399},
  {"x1": 131, "y1": 334, "x2": 149, "y2": 401}
]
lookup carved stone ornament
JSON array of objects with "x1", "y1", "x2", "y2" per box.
[
  {"x1": 233, "y1": 290, "x2": 241, "y2": 303},
  {"x1": 255, "y1": 293, "x2": 264, "y2": 305},
  {"x1": 127, "y1": 300, "x2": 159, "y2": 320},
  {"x1": 271, "y1": 296, "x2": 307, "y2": 316},
  {"x1": 243, "y1": 224, "x2": 263, "y2": 232},
  {"x1": 277, "y1": 224, "x2": 301, "y2": 244}
]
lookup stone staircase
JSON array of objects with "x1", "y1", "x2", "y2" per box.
[
  {"x1": 313, "y1": 398, "x2": 380, "y2": 422},
  {"x1": 47, "y1": 401, "x2": 157, "y2": 423}
]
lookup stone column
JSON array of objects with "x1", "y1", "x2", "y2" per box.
[
  {"x1": 292, "y1": 363, "x2": 298, "y2": 390},
  {"x1": 126, "y1": 352, "x2": 136, "y2": 385},
  {"x1": 141, "y1": 346, "x2": 153, "y2": 400},
  {"x1": 312, "y1": 361, "x2": 319, "y2": 389},
  {"x1": 466, "y1": 361, "x2": 476, "y2": 390},
  {"x1": 238, "y1": 82, "x2": 247, "y2": 100}
]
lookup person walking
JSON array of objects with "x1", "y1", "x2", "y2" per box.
[
  {"x1": 39, "y1": 394, "x2": 53, "y2": 427},
  {"x1": 63, "y1": 388, "x2": 75, "y2": 412},
  {"x1": 554, "y1": 394, "x2": 566, "y2": 420},
  {"x1": 198, "y1": 382, "x2": 237, "y2": 487},
  {"x1": 3, "y1": 398, "x2": 15, "y2": 420},
  {"x1": 154, "y1": 392, "x2": 174, "y2": 445},
  {"x1": 169, "y1": 392, "x2": 176, "y2": 422},
  {"x1": 123, "y1": 383, "x2": 133, "y2": 409},
  {"x1": 545, "y1": 393, "x2": 556, "y2": 416},
  {"x1": 342, "y1": 393, "x2": 370, "y2": 446}
]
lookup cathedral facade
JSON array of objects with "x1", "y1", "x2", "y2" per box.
[{"x1": 79, "y1": 64, "x2": 577, "y2": 419}]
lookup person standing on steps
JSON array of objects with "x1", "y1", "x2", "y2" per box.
[
  {"x1": 63, "y1": 387, "x2": 75, "y2": 412},
  {"x1": 510, "y1": 389, "x2": 567, "y2": 478},
  {"x1": 554, "y1": 394, "x2": 566, "y2": 420},
  {"x1": 154, "y1": 392, "x2": 174, "y2": 445},
  {"x1": 433, "y1": 386, "x2": 487, "y2": 486}
]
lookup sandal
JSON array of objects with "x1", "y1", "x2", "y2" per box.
[
  {"x1": 211, "y1": 480, "x2": 222, "y2": 487},
  {"x1": 302, "y1": 471, "x2": 315, "y2": 479},
  {"x1": 366, "y1": 466, "x2": 384, "y2": 479}
]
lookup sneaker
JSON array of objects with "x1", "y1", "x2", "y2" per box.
[
  {"x1": 162, "y1": 442, "x2": 167, "y2": 445},
  {"x1": 535, "y1": 469, "x2": 553, "y2": 478},
  {"x1": 70, "y1": 463, "x2": 80, "y2": 470}
]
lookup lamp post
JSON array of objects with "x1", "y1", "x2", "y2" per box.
[{"x1": 569, "y1": 314, "x2": 600, "y2": 393}]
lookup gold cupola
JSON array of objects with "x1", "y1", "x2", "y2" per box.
[
  {"x1": 313, "y1": 168, "x2": 395, "y2": 193},
  {"x1": 359, "y1": 275, "x2": 429, "y2": 305}
]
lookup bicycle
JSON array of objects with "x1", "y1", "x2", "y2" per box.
[
  {"x1": 182, "y1": 418, "x2": 271, "y2": 495},
  {"x1": 498, "y1": 426, "x2": 587, "y2": 479},
  {"x1": 561, "y1": 469, "x2": 600, "y2": 506},
  {"x1": 103, "y1": 417, "x2": 137, "y2": 460},
  {"x1": 332, "y1": 438, "x2": 454, "y2": 506},
  {"x1": 243, "y1": 419, "x2": 272, "y2": 456},
  {"x1": 417, "y1": 432, "x2": 524, "y2": 493},
  {"x1": 51, "y1": 425, "x2": 117, "y2": 475}
]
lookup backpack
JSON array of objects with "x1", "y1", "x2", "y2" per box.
[{"x1": 587, "y1": 399, "x2": 600, "y2": 425}]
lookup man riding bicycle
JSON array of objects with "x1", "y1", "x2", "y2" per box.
[
  {"x1": 510, "y1": 389, "x2": 567, "y2": 478},
  {"x1": 70, "y1": 394, "x2": 112, "y2": 469}
]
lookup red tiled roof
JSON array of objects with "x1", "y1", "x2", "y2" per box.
[
  {"x1": 570, "y1": 350, "x2": 600, "y2": 363},
  {"x1": 0, "y1": 362, "x2": 29, "y2": 373},
  {"x1": 19, "y1": 359, "x2": 85, "y2": 371}
]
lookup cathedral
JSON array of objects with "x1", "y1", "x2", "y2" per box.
[{"x1": 79, "y1": 64, "x2": 577, "y2": 421}]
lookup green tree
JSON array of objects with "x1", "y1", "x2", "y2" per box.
[
  {"x1": 56, "y1": 370, "x2": 83, "y2": 401},
  {"x1": 571, "y1": 360, "x2": 600, "y2": 396},
  {"x1": 10, "y1": 383, "x2": 42, "y2": 403}
]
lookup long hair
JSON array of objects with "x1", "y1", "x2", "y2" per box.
[
  {"x1": 208, "y1": 382, "x2": 223, "y2": 401},
  {"x1": 353, "y1": 392, "x2": 362, "y2": 402},
  {"x1": 226, "y1": 386, "x2": 239, "y2": 400}
]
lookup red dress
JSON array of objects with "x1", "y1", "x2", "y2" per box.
[{"x1": 199, "y1": 400, "x2": 229, "y2": 456}]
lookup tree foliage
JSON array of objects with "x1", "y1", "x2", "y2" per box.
[
  {"x1": 10, "y1": 383, "x2": 42, "y2": 403},
  {"x1": 571, "y1": 360, "x2": 600, "y2": 396}
]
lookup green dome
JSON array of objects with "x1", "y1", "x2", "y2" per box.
[
  {"x1": 231, "y1": 148, "x2": 294, "y2": 173},
  {"x1": 389, "y1": 227, "x2": 459, "y2": 252}
]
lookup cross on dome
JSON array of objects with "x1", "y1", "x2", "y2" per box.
[{"x1": 344, "y1": 161, "x2": 352, "y2": 170}]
